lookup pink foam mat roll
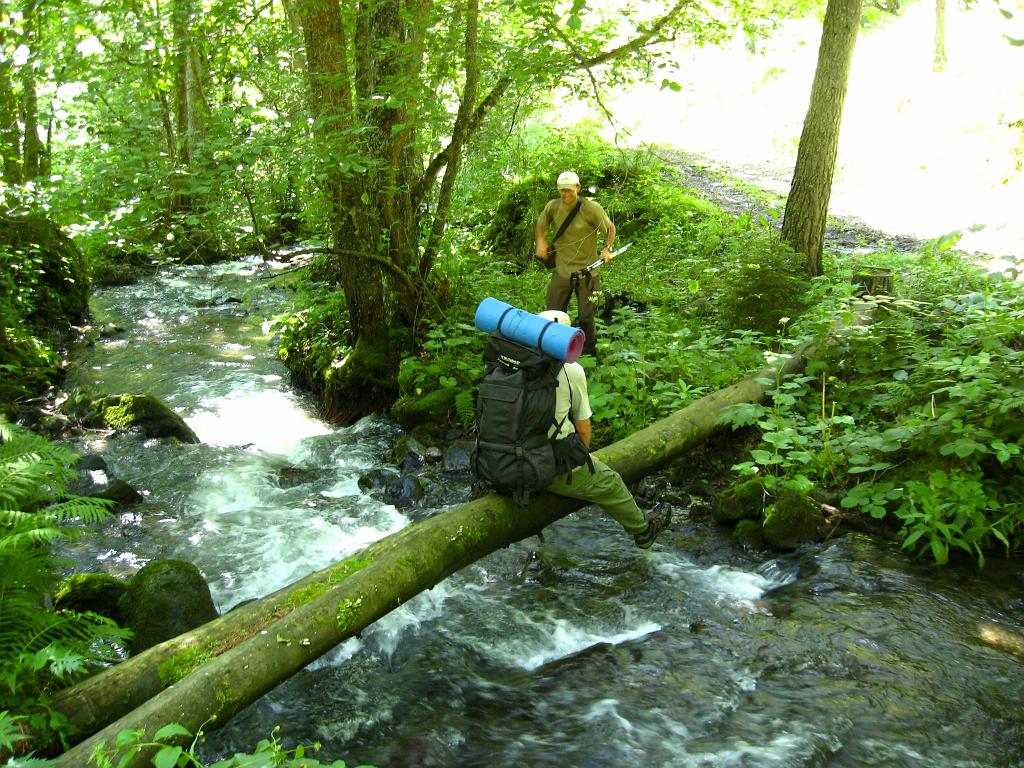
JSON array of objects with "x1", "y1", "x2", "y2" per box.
[{"x1": 474, "y1": 297, "x2": 585, "y2": 363}]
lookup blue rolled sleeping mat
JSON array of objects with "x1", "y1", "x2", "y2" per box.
[{"x1": 474, "y1": 297, "x2": 585, "y2": 363}]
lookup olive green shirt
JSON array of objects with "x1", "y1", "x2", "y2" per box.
[{"x1": 539, "y1": 197, "x2": 613, "y2": 278}]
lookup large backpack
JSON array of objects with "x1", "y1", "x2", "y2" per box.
[{"x1": 470, "y1": 335, "x2": 564, "y2": 506}]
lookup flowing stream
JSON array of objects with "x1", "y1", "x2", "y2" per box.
[{"x1": 62, "y1": 257, "x2": 1024, "y2": 768}]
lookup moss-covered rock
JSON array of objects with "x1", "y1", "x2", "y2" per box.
[
  {"x1": 482, "y1": 185, "x2": 539, "y2": 271},
  {"x1": 118, "y1": 559, "x2": 218, "y2": 653},
  {"x1": 320, "y1": 336, "x2": 401, "y2": 425},
  {"x1": 393, "y1": 387, "x2": 457, "y2": 431},
  {"x1": 53, "y1": 572, "x2": 128, "y2": 623},
  {"x1": 733, "y1": 519, "x2": 765, "y2": 549},
  {"x1": 91, "y1": 394, "x2": 199, "y2": 443},
  {"x1": 762, "y1": 488, "x2": 826, "y2": 550},
  {"x1": 712, "y1": 477, "x2": 765, "y2": 523},
  {"x1": 0, "y1": 335, "x2": 59, "y2": 416},
  {"x1": 0, "y1": 214, "x2": 89, "y2": 414},
  {"x1": 0, "y1": 213, "x2": 90, "y2": 337}
]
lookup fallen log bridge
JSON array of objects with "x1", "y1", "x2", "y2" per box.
[{"x1": 50, "y1": 349, "x2": 810, "y2": 767}]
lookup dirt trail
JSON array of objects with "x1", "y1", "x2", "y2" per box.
[{"x1": 656, "y1": 147, "x2": 927, "y2": 256}]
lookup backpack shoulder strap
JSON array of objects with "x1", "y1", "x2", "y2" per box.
[{"x1": 552, "y1": 199, "x2": 584, "y2": 244}]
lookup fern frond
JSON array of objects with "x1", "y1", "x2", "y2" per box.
[
  {"x1": 0, "y1": 508, "x2": 45, "y2": 530},
  {"x1": 22, "y1": 611, "x2": 130, "y2": 664},
  {"x1": 43, "y1": 496, "x2": 115, "y2": 527},
  {"x1": 455, "y1": 390, "x2": 476, "y2": 432},
  {"x1": 0, "y1": 424, "x2": 128, "y2": 701},
  {"x1": 0, "y1": 710, "x2": 27, "y2": 753},
  {"x1": 0, "y1": 527, "x2": 68, "y2": 553},
  {"x1": 0, "y1": 423, "x2": 78, "y2": 507},
  {"x1": 0, "y1": 547, "x2": 60, "y2": 633}
]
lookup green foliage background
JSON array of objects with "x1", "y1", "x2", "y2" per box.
[{"x1": 1, "y1": 0, "x2": 1023, "y2": 760}]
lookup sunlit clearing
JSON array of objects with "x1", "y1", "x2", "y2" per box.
[{"x1": 591, "y1": 2, "x2": 1023, "y2": 258}]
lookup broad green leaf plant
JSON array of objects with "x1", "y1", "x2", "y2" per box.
[{"x1": 721, "y1": 248, "x2": 1024, "y2": 566}]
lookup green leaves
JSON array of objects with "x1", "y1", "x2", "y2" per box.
[
  {"x1": 841, "y1": 481, "x2": 903, "y2": 519},
  {"x1": 153, "y1": 745, "x2": 184, "y2": 768},
  {"x1": 92, "y1": 721, "x2": 374, "y2": 768},
  {"x1": 743, "y1": 258, "x2": 1024, "y2": 566},
  {"x1": 586, "y1": 308, "x2": 746, "y2": 441}
]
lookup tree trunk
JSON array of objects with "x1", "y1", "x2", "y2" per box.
[
  {"x1": 172, "y1": 0, "x2": 206, "y2": 184},
  {"x1": 780, "y1": 0, "x2": 863, "y2": 277},
  {"x1": 167, "y1": 0, "x2": 217, "y2": 261},
  {"x1": 420, "y1": 0, "x2": 478, "y2": 281},
  {"x1": 298, "y1": 0, "x2": 426, "y2": 423},
  {"x1": 20, "y1": 67, "x2": 42, "y2": 179},
  {"x1": 0, "y1": 32, "x2": 21, "y2": 184},
  {"x1": 933, "y1": 0, "x2": 947, "y2": 73},
  {"x1": 18, "y1": 5, "x2": 44, "y2": 180},
  {"x1": 46, "y1": 349, "x2": 811, "y2": 767}
]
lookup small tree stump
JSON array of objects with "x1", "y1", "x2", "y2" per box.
[{"x1": 851, "y1": 264, "x2": 893, "y2": 296}]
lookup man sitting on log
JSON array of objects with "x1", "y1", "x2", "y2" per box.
[{"x1": 538, "y1": 310, "x2": 672, "y2": 549}]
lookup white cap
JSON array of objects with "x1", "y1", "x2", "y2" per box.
[
  {"x1": 556, "y1": 171, "x2": 580, "y2": 190},
  {"x1": 538, "y1": 309, "x2": 571, "y2": 325}
]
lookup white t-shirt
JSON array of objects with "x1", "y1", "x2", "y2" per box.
[{"x1": 549, "y1": 362, "x2": 592, "y2": 440}]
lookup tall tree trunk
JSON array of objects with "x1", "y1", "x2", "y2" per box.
[
  {"x1": 299, "y1": 0, "x2": 428, "y2": 423},
  {"x1": 780, "y1": 0, "x2": 863, "y2": 277},
  {"x1": 20, "y1": 68, "x2": 42, "y2": 179},
  {"x1": 44, "y1": 346, "x2": 814, "y2": 766},
  {"x1": 18, "y1": 1, "x2": 43, "y2": 180},
  {"x1": 293, "y1": 0, "x2": 699, "y2": 424},
  {"x1": 279, "y1": 0, "x2": 305, "y2": 65},
  {"x1": 933, "y1": 0, "x2": 947, "y2": 72},
  {"x1": 419, "y1": 0, "x2": 478, "y2": 282},
  {"x1": 172, "y1": 0, "x2": 207, "y2": 179},
  {"x1": 0, "y1": 18, "x2": 22, "y2": 184}
]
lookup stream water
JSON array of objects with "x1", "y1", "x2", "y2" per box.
[{"x1": 62, "y1": 257, "x2": 1024, "y2": 768}]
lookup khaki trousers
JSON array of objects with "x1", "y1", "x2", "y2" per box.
[{"x1": 546, "y1": 458, "x2": 646, "y2": 534}]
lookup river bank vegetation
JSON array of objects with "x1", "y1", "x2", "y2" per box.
[{"x1": 1, "y1": 0, "x2": 1022, "y2": 763}]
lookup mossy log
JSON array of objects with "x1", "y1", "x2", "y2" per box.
[{"x1": 48, "y1": 349, "x2": 811, "y2": 767}]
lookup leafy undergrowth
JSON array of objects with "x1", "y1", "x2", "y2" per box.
[{"x1": 394, "y1": 141, "x2": 1024, "y2": 567}]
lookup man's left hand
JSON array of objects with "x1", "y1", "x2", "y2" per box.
[{"x1": 601, "y1": 248, "x2": 612, "y2": 264}]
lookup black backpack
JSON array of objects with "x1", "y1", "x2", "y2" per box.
[{"x1": 470, "y1": 335, "x2": 564, "y2": 506}]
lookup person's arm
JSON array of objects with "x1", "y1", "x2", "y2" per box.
[
  {"x1": 573, "y1": 417, "x2": 591, "y2": 449},
  {"x1": 566, "y1": 363, "x2": 593, "y2": 448},
  {"x1": 535, "y1": 219, "x2": 550, "y2": 261},
  {"x1": 600, "y1": 220, "x2": 616, "y2": 264}
]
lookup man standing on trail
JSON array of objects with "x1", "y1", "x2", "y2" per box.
[
  {"x1": 538, "y1": 309, "x2": 671, "y2": 549},
  {"x1": 535, "y1": 171, "x2": 616, "y2": 357}
]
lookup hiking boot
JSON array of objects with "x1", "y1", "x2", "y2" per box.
[{"x1": 634, "y1": 502, "x2": 672, "y2": 549}]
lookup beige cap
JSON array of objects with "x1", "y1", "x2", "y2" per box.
[
  {"x1": 538, "y1": 309, "x2": 571, "y2": 325},
  {"x1": 556, "y1": 171, "x2": 580, "y2": 190}
]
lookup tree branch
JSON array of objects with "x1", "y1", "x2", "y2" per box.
[
  {"x1": 577, "y1": 0, "x2": 688, "y2": 68},
  {"x1": 413, "y1": 74, "x2": 512, "y2": 207},
  {"x1": 418, "y1": 0, "x2": 480, "y2": 283},
  {"x1": 335, "y1": 247, "x2": 419, "y2": 304}
]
